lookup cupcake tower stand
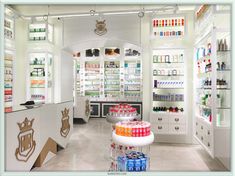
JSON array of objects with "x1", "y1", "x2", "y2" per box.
[{"x1": 106, "y1": 104, "x2": 154, "y2": 172}]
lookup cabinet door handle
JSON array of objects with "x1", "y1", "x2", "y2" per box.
[
  {"x1": 201, "y1": 136, "x2": 203, "y2": 141},
  {"x1": 196, "y1": 132, "x2": 198, "y2": 135},
  {"x1": 201, "y1": 126, "x2": 203, "y2": 130},
  {"x1": 175, "y1": 126, "x2": 179, "y2": 130},
  {"x1": 158, "y1": 126, "x2": 162, "y2": 130},
  {"x1": 158, "y1": 118, "x2": 162, "y2": 121},
  {"x1": 175, "y1": 118, "x2": 179, "y2": 122},
  {"x1": 208, "y1": 142, "x2": 210, "y2": 147},
  {"x1": 208, "y1": 131, "x2": 210, "y2": 135},
  {"x1": 196, "y1": 122, "x2": 198, "y2": 126}
]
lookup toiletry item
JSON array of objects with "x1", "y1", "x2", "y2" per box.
[
  {"x1": 165, "y1": 55, "x2": 170, "y2": 63},
  {"x1": 172, "y1": 69, "x2": 177, "y2": 75},
  {"x1": 221, "y1": 62, "x2": 226, "y2": 70},
  {"x1": 217, "y1": 62, "x2": 221, "y2": 70},
  {"x1": 153, "y1": 69, "x2": 157, "y2": 76},
  {"x1": 153, "y1": 55, "x2": 157, "y2": 63},
  {"x1": 216, "y1": 113, "x2": 221, "y2": 126},
  {"x1": 179, "y1": 54, "x2": 183, "y2": 62},
  {"x1": 224, "y1": 39, "x2": 228, "y2": 50},
  {"x1": 207, "y1": 43, "x2": 211, "y2": 55}
]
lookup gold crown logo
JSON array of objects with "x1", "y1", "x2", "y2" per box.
[
  {"x1": 17, "y1": 118, "x2": 34, "y2": 132},
  {"x1": 61, "y1": 108, "x2": 69, "y2": 117}
]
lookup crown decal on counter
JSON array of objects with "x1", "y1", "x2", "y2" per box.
[
  {"x1": 62, "y1": 108, "x2": 69, "y2": 118},
  {"x1": 17, "y1": 117, "x2": 34, "y2": 132}
]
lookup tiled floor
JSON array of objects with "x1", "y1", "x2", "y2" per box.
[{"x1": 33, "y1": 118, "x2": 227, "y2": 171}]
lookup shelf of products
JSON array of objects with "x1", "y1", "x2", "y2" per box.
[
  {"x1": 151, "y1": 49, "x2": 186, "y2": 135},
  {"x1": 152, "y1": 17, "x2": 185, "y2": 38},
  {"x1": 28, "y1": 23, "x2": 53, "y2": 43},
  {"x1": 106, "y1": 104, "x2": 139, "y2": 124},
  {"x1": 28, "y1": 52, "x2": 53, "y2": 103},
  {"x1": 76, "y1": 60, "x2": 81, "y2": 94},
  {"x1": 75, "y1": 47, "x2": 142, "y2": 100},
  {"x1": 194, "y1": 6, "x2": 231, "y2": 162},
  {"x1": 4, "y1": 52, "x2": 14, "y2": 112},
  {"x1": 195, "y1": 34, "x2": 231, "y2": 128},
  {"x1": 124, "y1": 60, "x2": 142, "y2": 98},
  {"x1": 104, "y1": 61, "x2": 121, "y2": 97},
  {"x1": 84, "y1": 61, "x2": 101, "y2": 97},
  {"x1": 4, "y1": 8, "x2": 15, "y2": 113},
  {"x1": 4, "y1": 18, "x2": 14, "y2": 40}
]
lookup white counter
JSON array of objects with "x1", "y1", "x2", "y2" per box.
[{"x1": 5, "y1": 101, "x2": 73, "y2": 171}]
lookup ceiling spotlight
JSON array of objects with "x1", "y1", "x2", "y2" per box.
[
  {"x1": 138, "y1": 9, "x2": 145, "y2": 18},
  {"x1": 90, "y1": 10, "x2": 96, "y2": 16}
]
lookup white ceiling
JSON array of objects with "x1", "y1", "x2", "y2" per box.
[{"x1": 10, "y1": 5, "x2": 196, "y2": 17}]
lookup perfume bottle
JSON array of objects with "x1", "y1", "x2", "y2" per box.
[{"x1": 221, "y1": 62, "x2": 226, "y2": 70}]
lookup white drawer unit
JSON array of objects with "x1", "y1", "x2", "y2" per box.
[
  {"x1": 169, "y1": 116, "x2": 186, "y2": 124},
  {"x1": 169, "y1": 124, "x2": 186, "y2": 134},
  {"x1": 152, "y1": 123, "x2": 169, "y2": 134},
  {"x1": 195, "y1": 118, "x2": 213, "y2": 156}
]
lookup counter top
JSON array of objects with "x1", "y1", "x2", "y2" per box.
[
  {"x1": 5, "y1": 104, "x2": 43, "y2": 113},
  {"x1": 5, "y1": 100, "x2": 73, "y2": 113}
]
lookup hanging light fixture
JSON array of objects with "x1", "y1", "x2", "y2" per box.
[{"x1": 94, "y1": 13, "x2": 107, "y2": 36}]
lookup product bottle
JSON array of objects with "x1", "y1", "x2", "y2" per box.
[
  {"x1": 221, "y1": 62, "x2": 226, "y2": 70},
  {"x1": 224, "y1": 39, "x2": 228, "y2": 50},
  {"x1": 179, "y1": 54, "x2": 183, "y2": 62}
]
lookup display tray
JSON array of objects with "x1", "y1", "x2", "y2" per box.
[
  {"x1": 106, "y1": 114, "x2": 140, "y2": 124},
  {"x1": 112, "y1": 131, "x2": 154, "y2": 147}
]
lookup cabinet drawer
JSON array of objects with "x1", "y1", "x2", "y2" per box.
[
  {"x1": 152, "y1": 116, "x2": 169, "y2": 124},
  {"x1": 169, "y1": 117, "x2": 185, "y2": 124},
  {"x1": 169, "y1": 124, "x2": 186, "y2": 134},
  {"x1": 199, "y1": 123, "x2": 205, "y2": 134},
  {"x1": 152, "y1": 123, "x2": 169, "y2": 134}
]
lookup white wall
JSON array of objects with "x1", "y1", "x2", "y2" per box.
[
  {"x1": 63, "y1": 15, "x2": 141, "y2": 48},
  {"x1": 59, "y1": 50, "x2": 74, "y2": 102},
  {"x1": 14, "y1": 18, "x2": 28, "y2": 106}
]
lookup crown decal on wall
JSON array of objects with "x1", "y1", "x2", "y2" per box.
[{"x1": 17, "y1": 118, "x2": 34, "y2": 132}]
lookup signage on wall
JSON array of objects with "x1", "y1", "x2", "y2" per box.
[
  {"x1": 15, "y1": 118, "x2": 36, "y2": 162},
  {"x1": 60, "y1": 108, "x2": 70, "y2": 137}
]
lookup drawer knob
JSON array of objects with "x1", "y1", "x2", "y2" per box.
[
  {"x1": 196, "y1": 122, "x2": 198, "y2": 126},
  {"x1": 201, "y1": 136, "x2": 203, "y2": 141},
  {"x1": 158, "y1": 126, "x2": 162, "y2": 130},
  {"x1": 175, "y1": 118, "x2": 179, "y2": 122},
  {"x1": 158, "y1": 118, "x2": 162, "y2": 121},
  {"x1": 201, "y1": 126, "x2": 203, "y2": 130},
  {"x1": 175, "y1": 126, "x2": 179, "y2": 130},
  {"x1": 196, "y1": 132, "x2": 198, "y2": 135},
  {"x1": 207, "y1": 131, "x2": 210, "y2": 135}
]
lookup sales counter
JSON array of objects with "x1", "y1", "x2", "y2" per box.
[{"x1": 5, "y1": 101, "x2": 73, "y2": 171}]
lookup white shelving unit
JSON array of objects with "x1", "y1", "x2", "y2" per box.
[
  {"x1": 27, "y1": 52, "x2": 54, "y2": 103},
  {"x1": 150, "y1": 49, "x2": 186, "y2": 135},
  {"x1": 74, "y1": 47, "x2": 142, "y2": 100},
  {"x1": 28, "y1": 22, "x2": 53, "y2": 43},
  {"x1": 27, "y1": 20, "x2": 55, "y2": 104},
  {"x1": 4, "y1": 8, "x2": 15, "y2": 112},
  {"x1": 193, "y1": 5, "x2": 231, "y2": 169}
]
